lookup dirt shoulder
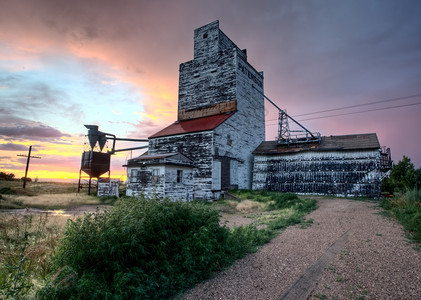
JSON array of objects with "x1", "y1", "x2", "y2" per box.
[{"x1": 183, "y1": 198, "x2": 421, "y2": 299}]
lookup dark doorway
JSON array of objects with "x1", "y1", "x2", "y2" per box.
[{"x1": 220, "y1": 157, "x2": 230, "y2": 189}]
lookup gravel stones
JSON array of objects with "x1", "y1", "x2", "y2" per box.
[{"x1": 183, "y1": 198, "x2": 421, "y2": 299}]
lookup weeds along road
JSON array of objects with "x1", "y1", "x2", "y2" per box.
[{"x1": 184, "y1": 198, "x2": 421, "y2": 300}]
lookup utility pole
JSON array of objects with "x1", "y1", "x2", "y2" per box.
[{"x1": 17, "y1": 145, "x2": 41, "y2": 188}]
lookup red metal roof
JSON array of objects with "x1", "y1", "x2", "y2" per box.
[{"x1": 149, "y1": 113, "x2": 234, "y2": 138}]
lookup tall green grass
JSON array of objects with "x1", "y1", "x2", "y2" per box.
[
  {"x1": 381, "y1": 189, "x2": 421, "y2": 243},
  {"x1": 0, "y1": 214, "x2": 61, "y2": 298}
]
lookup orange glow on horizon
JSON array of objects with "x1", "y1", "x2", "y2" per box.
[{"x1": 2, "y1": 168, "x2": 127, "y2": 182}]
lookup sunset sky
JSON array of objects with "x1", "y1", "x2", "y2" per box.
[{"x1": 1, "y1": 0, "x2": 420, "y2": 181}]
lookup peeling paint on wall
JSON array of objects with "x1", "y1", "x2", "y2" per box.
[{"x1": 253, "y1": 149, "x2": 382, "y2": 197}]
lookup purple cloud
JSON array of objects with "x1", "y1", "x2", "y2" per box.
[
  {"x1": 0, "y1": 143, "x2": 29, "y2": 151},
  {"x1": 0, "y1": 124, "x2": 69, "y2": 139}
]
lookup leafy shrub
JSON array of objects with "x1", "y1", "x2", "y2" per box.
[
  {"x1": 382, "y1": 156, "x2": 421, "y2": 193},
  {"x1": 39, "y1": 196, "x2": 271, "y2": 299},
  {"x1": 381, "y1": 189, "x2": 421, "y2": 242},
  {"x1": 36, "y1": 191, "x2": 317, "y2": 299}
]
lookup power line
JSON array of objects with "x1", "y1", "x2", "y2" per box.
[
  {"x1": 265, "y1": 93, "x2": 421, "y2": 124},
  {"x1": 293, "y1": 93, "x2": 421, "y2": 117},
  {"x1": 265, "y1": 102, "x2": 421, "y2": 126},
  {"x1": 297, "y1": 102, "x2": 421, "y2": 122}
]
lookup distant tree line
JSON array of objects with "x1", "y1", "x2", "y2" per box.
[
  {"x1": 0, "y1": 171, "x2": 15, "y2": 181},
  {"x1": 382, "y1": 155, "x2": 421, "y2": 193},
  {"x1": 0, "y1": 171, "x2": 32, "y2": 182}
]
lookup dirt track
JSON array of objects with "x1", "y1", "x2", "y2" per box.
[{"x1": 184, "y1": 198, "x2": 421, "y2": 299}]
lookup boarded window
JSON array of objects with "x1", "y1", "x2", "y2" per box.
[
  {"x1": 177, "y1": 170, "x2": 183, "y2": 183},
  {"x1": 138, "y1": 171, "x2": 148, "y2": 184},
  {"x1": 130, "y1": 169, "x2": 138, "y2": 183},
  {"x1": 152, "y1": 169, "x2": 159, "y2": 184}
]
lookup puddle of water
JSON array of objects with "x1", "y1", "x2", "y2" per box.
[{"x1": 0, "y1": 208, "x2": 71, "y2": 217}]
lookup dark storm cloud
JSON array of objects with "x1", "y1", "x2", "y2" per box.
[
  {"x1": 0, "y1": 112, "x2": 70, "y2": 141},
  {"x1": 237, "y1": 0, "x2": 421, "y2": 105},
  {"x1": 0, "y1": 124, "x2": 69, "y2": 139},
  {"x1": 0, "y1": 143, "x2": 29, "y2": 151}
]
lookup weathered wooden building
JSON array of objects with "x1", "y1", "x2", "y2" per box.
[
  {"x1": 126, "y1": 21, "x2": 389, "y2": 200},
  {"x1": 126, "y1": 152, "x2": 194, "y2": 200},
  {"x1": 126, "y1": 20, "x2": 265, "y2": 200},
  {"x1": 252, "y1": 134, "x2": 384, "y2": 197}
]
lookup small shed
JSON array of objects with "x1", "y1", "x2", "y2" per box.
[
  {"x1": 97, "y1": 179, "x2": 120, "y2": 197},
  {"x1": 125, "y1": 152, "x2": 194, "y2": 201}
]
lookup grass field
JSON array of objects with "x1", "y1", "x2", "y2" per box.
[
  {"x1": 0, "y1": 181, "x2": 79, "y2": 195},
  {"x1": 0, "y1": 181, "x2": 107, "y2": 210},
  {"x1": 0, "y1": 185, "x2": 318, "y2": 299}
]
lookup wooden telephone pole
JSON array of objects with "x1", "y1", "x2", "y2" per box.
[{"x1": 17, "y1": 145, "x2": 41, "y2": 188}]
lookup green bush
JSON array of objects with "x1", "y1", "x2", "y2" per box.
[
  {"x1": 382, "y1": 156, "x2": 421, "y2": 193},
  {"x1": 38, "y1": 196, "x2": 271, "y2": 299},
  {"x1": 381, "y1": 189, "x2": 421, "y2": 242}
]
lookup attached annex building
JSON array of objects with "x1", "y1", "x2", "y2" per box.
[
  {"x1": 125, "y1": 21, "x2": 389, "y2": 200},
  {"x1": 253, "y1": 134, "x2": 385, "y2": 198}
]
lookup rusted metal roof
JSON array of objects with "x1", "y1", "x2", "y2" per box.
[
  {"x1": 149, "y1": 112, "x2": 234, "y2": 138},
  {"x1": 253, "y1": 133, "x2": 380, "y2": 155}
]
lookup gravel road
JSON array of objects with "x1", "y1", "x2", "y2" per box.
[{"x1": 183, "y1": 198, "x2": 421, "y2": 299}]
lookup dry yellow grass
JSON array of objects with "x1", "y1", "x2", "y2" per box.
[
  {"x1": 236, "y1": 200, "x2": 267, "y2": 213},
  {"x1": 0, "y1": 181, "x2": 79, "y2": 195}
]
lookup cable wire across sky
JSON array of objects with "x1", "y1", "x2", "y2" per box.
[
  {"x1": 297, "y1": 102, "x2": 421, "y2": 122},
  {"x1": 265, "y1": 93, "x2": 421, "y2": 126},
  {"x1": 293, "y1": 93, "x2": 421, "y2": 117}
]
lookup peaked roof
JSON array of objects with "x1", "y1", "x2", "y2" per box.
[
  {"x1": 124, "y1": 152, "x2": 194, "y2": 167},
  {"x1": 253, "y1": 133, "x2": 380, "y2": 155},
  {"x1": 149, "y1": 112, "x2": 234, "y2": 138}
]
